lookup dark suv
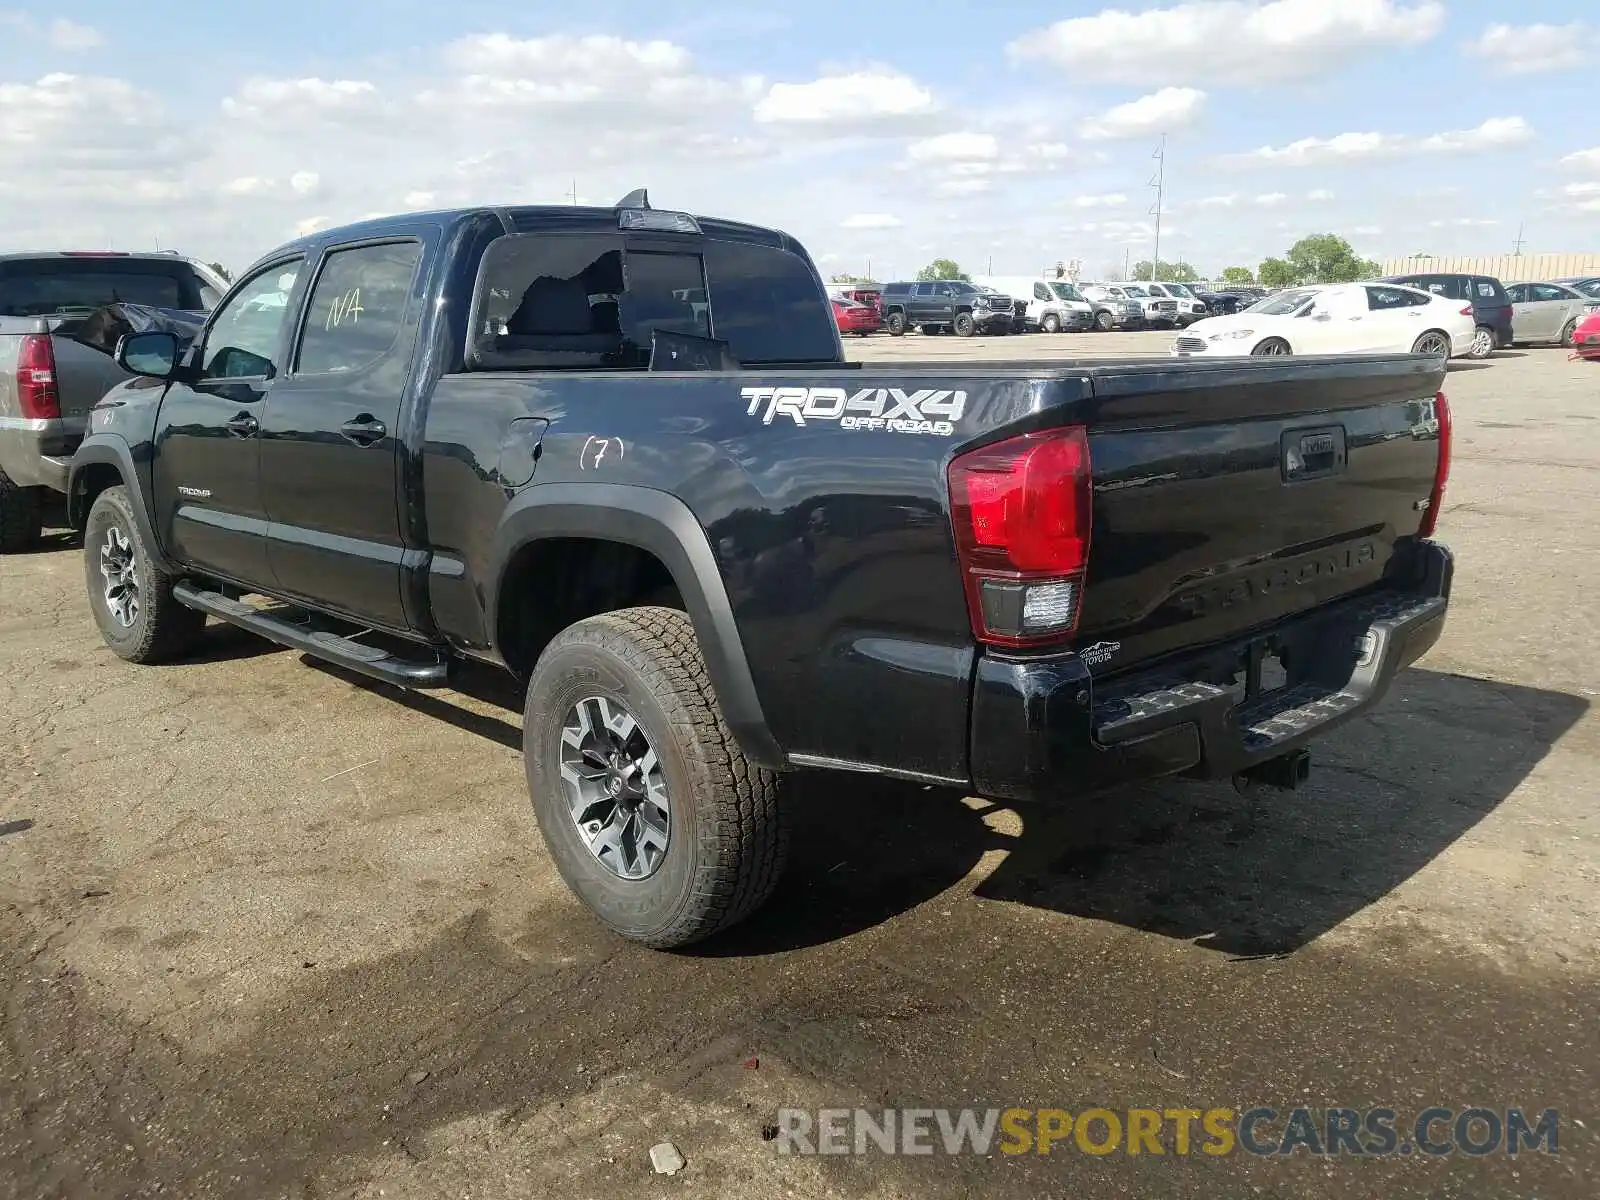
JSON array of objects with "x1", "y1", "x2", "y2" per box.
[
  {"x1": 1380, "y1": 272, "x2": 1511, "y2": 359},
  {"x1": 880, "y1": 280, "x2": 1019, "y2": 337}
]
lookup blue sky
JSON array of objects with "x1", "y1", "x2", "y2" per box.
[{"x1": 1, "y1": 1, "x2": 1595, "y2": 278}]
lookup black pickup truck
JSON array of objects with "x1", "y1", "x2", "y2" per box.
[{"x1": 68, "y1": 194, "x2": 1454, "y2": 948}]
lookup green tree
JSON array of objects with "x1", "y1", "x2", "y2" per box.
[
  {"x1": 829, "y1": 272, "x2": 878, "y2": 284},
  {"x1": 915, "y1": 258, "x2": 969, "y2": 282},
  {"x1": 208, "y1": 261, "x2": 233, "y2": 282},
  {"x1": 1257, "y1": 256, "x2": 1297, "y2": 288},
  {"x1": 1133, "y1": 259, "x2": 1198, "y2": 283},
  {"x1": 1284, "y1": 233, "x2": 1380, "y2": 284},
  {"x1": 1219, "y1": 265, "x2": 1255, "y2": 286}
]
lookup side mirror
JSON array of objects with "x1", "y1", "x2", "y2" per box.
[{"x1": 116, "y1": 330, "x2": 180, "y2": 379}]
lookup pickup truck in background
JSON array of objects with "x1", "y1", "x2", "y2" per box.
[
  {"x1": 69, "y1": 195, "x2": 1454, "y2": 948},
  {"x1": 0, "y1": 251, "x2": 225, "y2": 551}
]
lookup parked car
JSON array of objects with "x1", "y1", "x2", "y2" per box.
[
  {"x1": 879, "y1": 280, "x2": 1018, "y2": 337},
  {"x1": 828, "y1": 283, "x2": 882, "y2": 313},
  {"x1": 1171, "y1": 282, "x2": 1474, "y2": 358},
  {"x1": 1192, "y1": 288, "x2": 1248, "y2": 315},
  {"x1": 831, "y1": 295, "x2": 881, "y2": 336},
  {"x1": 0, "y1": 251, "x2": 226, "y2": 551},
  {"x1": 1142, "y1": 282, "x2": 1210, "y2": 325},
  {"x1": 1119, "y1": 282, "x2": 1181, "y2": 327},
  {"x1": 1504, "y1": 281, "x2": 1600, "y2": 347},
  {"x1": 1552, "y1": 276, "x2": 1600, "y2": 301},
  {"x1": 973, "y1": 276, "x2": 1094, "y2": 333},
  {"x1": 1572, "y1": 309, "x2": 1600, "y2": 361},
  {"x1": 1379, "y1": 272, "x2": 1511, "y2": 359},
  {"x1": 67, "y1": 195, "x2": 1454, "y2": 948},
  {"x1": 1077, "y1": 283, "x2": 1146, "y2": 330}
]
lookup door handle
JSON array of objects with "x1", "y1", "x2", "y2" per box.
[
  {"x1": 225, "y1": 412, "x2": 258, "y2": 437},
  {"x1": 340, "y1": 416, "x2": 388, "y2": 445}
]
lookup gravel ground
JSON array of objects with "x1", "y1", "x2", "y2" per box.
[{"x1": 1, "y1": 341, "x2": 1595, "y2": 1199}]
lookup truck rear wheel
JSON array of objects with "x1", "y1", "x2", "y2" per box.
[
  {"x1": 83, "y1": 485, "x2": 206, "y2": 663},
  {"x1": 0, "y1": 468, "x2": 42, "y2": 554},
  {"x1": 523, "y1": 606, "x2": 788, "y2": 949}
]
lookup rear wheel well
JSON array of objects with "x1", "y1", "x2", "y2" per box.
[
  {"x1": 496, "y1": 537, "x2": 684, "y2": 680},
  {"x1": 70, "y1": 463, "x2": 124, "y2": 531}
]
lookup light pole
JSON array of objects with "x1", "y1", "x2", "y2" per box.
[{"x1": 1150, "y1": 134, "x2": 1167, "y2": 281}]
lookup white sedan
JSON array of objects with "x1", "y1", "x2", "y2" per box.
[{"x1": 1170, "y1": 283, "x2": 1476, "y2": 358}]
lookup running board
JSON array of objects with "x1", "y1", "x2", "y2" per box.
[{"x1": 173, "y1": 583, "x2": 450, "y2": 689}]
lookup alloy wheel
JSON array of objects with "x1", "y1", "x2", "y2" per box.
[
  {"x1": 99, "y1": 525, "x2": 141, "y2": 628},
  {"x1": 560, "y1": 695, "x2": 670, "y2": 880},
  {"x1": 1415, "y1": 332, "x2": 1449, "y2": 357}
]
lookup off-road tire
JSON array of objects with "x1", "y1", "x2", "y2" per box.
[
  {"x1": 1041, "y1": 313, "x2": 1061, "y2": 334},
  {"x1": 523, "y1": 607, "x2": 789, "y2": 949},
  {"x1": 885, "y1": 311, "x2": 907, "y2": 336},
  {"x1": 953, "y1": 312, "x2": 976, "y2": 338},
  {"x1": 83, "y1": 485, "x2": 205, "y2": 663},
  {"x1": 0, "y1": 468, "x2": 42, "y2": 553}
]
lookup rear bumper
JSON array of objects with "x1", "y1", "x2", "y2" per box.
[
  {"x1": 0, "y1": 417, "x2": 74, "y2": 493},
  {"x1": 970, "y1": 543, "x2": 1453, "y2": 802}
]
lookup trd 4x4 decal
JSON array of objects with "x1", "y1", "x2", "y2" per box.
[{"x1": 741, "y1": 386, "x2": 967, "y2": 436}]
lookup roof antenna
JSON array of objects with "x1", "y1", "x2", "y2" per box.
[{"x1": 615, "y1": 188, "x2": 650, "y2": 210}]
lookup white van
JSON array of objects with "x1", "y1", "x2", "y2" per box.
[{"x1": 972, "y1": 276, "x2": 1096, "y2": 333}]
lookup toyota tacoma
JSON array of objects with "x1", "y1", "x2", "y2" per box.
[{"x1": 68, "y1": 194, "x2": 1454, "y2": 948}]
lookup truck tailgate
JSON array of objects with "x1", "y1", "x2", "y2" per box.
[{"x1": 1075, "y1": 355, "x2": 1446, "y2": 673}]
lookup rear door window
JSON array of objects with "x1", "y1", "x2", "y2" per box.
[
  {"x1": 1474, "y1": 278, "x2": 1505, "y2": 301},
  {"x1": 294, "y1": 241, "x2": 424, "y2": 375}
]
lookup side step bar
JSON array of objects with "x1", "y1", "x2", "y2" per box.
[{"x1": 173, "y1": 583, "x2": 450, "y2": 689}]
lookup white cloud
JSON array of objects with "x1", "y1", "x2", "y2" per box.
[
  {"x1": 905, "y1": 132, "x2": 998, "y2": 162},
  {"x1": 292, "y1": 216, "x2": 331, "y2": 238},
  {"x1": 1082, "y1": 88, "x2": 1205, "y2": 140},
  {"x1": 47, "y1": 18, "x2": 103, "y2": 50},
  {"x1": 1234, "y1": 116, "x2": 1532, "y2": 166},
  {"x1": 1352, "y1": 225, "x2": 1384, "y2": 235},
  {"x1": 1009, "y1": 0, "x2": 1443, "y2": 85},
  {"x1": 1194, "y1": 194, "x2": 1239, "y2": 207},
  {"x1": 754, "y1": 69, "x2": 935, "y2": 133},
  {"x1": 0, "y1": 13, "x2": 104, "y2": 50},
  {"x1": 1560, "y1": 181, "x2": 1600, "y2": 197},
  {"x1": 402, "y1": 190, "x2": 437, "y2": 209},
  {"x1": 937, "y1": 179, "x2": 992, "y2": 197},
  {"x1": 841, "y1": 213, "x2": 903, "y2": 229},
  {"x1": 1306, "y1": 188, "x2": 1335, "y2": 200},
  {"x1": 1560, "y1": 147, "x2": 1600, "y2": 171},
  {"x1": 223, "y1": 78, "x2": 382, "y2": 123},
  {"x1": 1428, "y1": 217, "x2": 1500, "y2": 228},
  {"x1": 1254, "y1": 192, "x2": 1288, "y2": 206},
  {"x1": 289, "y1": 170, "x2": 320, "y2": 195},
  {"x1": 1073, "y1": 193, "x2": 1128, "y2": 208},
  {"x1": 1464, "y1": 23, "x2": 1594, "y2": 74}
]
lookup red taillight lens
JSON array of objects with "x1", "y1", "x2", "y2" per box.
[
  {"x1": 949, "y1": 427, "x2": 1092, "y2": 648},
  {"x1": 16, "y1": 334, "x2": 61, "y2": 420},
  {"x1": 1419, "y1": 391, "x2": 1450, "y2": 538},
  {"x1": 1459, "y1": 305, "x2": 1473, "y2": 317}
]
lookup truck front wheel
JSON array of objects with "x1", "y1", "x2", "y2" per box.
[
  {"x1": 83, "y1": 485, "x2": 205, "y2": 663},
  {"x1": 523, "y1": 607, "x2": 789, "y2": 949},
  {"x1": 885, "y1": 310, "x2": 907, "y2": 336}
]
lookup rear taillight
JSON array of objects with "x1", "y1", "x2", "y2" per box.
[
  {"x1": 948, "y1": 427, "x2": 1092, "y2": 649},
  {"x1": 1459, "y1": 305, "x2": 1473, "y2": 316},
  {"x1": 16, "y1": 334, "x2": 61, "y2": 420},
  {"x1": 1419, "y1": 391, "x2": 1450, "y2": 538}
]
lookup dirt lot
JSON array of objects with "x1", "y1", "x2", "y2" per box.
[{"x1": 1, "y1": 340, "x2": 1596, "y2": 1198}]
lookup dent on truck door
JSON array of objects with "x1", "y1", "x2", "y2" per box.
[
  {"x1": 258, "y1": 240, "x2": 425, "y2": 630},
  {"x1": 151, "y1": 259, "x2": 304, "y2": 588}
]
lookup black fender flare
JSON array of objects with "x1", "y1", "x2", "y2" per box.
[
  {"x1": 488, "y1": 482, "x2": 783, "y2": 770},
  {"x1": 67, "y1": 435, "x2": 175, "y2": 573}
]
